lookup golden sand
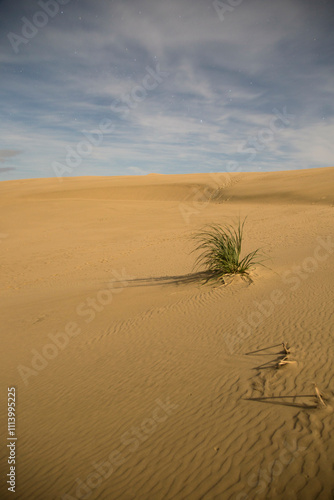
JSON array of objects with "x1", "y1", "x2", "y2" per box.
[{"x1": 1, "y1": 167, "x2": 333, "y2": 499}]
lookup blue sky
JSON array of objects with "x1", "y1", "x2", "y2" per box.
[{"x1": 0, "y1": 0, "x2": 333, "y2": 180}]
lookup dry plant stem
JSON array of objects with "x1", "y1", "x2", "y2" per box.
[
  {"x1": 277, "y1": 351, "x2": 297, "y2": 367},
  {"x1": 277, "y1": 359, "x2": 297, "y2": 368},
  {"x1": 314, "y1": 384, "x2": 327, "y2": 407},
  {"x1": 282, "y1": 342, "x2": 290, "y2": 355}
]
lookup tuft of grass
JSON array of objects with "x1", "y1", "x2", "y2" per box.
[{"x1": 191, "y1": 217, "x2": 266, "y2": 282}]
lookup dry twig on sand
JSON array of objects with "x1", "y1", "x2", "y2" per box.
[
  {"x1": 277, "y1": 356, "x2": 296, "y2": 368},
  {"x1": 314, "y1": 383, "x2": 327, "y2": 407},
  {"x1": 282, "y1": 342, "x2": 290, "y2": 355},
  {"x1": 277, "y1": 343, "x2": 295, "y2": 368}
]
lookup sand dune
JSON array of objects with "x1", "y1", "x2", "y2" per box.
[{"x1": 1, "y1": 167, "x2": 334, "y2": 499}]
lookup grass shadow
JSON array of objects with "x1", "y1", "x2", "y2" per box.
[{"x1": 110, "y1": 271, "x2": 246, "y2": 289}]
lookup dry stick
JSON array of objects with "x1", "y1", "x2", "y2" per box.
[
  {"x1": 277, "y1": 343, "x2": 294, "y2": 367},
  {"x1": 282, "y1": 342, "x2": 290, "y2": 355},
  {"x1": 277, "y1": 356, "x2": 297, "y2": 368},
  {"x1": 314, "y1": 383, "x2": 327, "y2": 407}
]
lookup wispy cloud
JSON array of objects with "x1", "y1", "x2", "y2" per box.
[
  {"x1": 0, "y1": 0, "x2": 333, "y2": 180},
  {"x1": 0, "y1": 167, "x2": 16, "y2": 174},
  {"x1": 0, "y1": 150, "x2": 21, "y2": 163}
]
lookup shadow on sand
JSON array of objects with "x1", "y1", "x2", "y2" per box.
[
  {"x1": 110, "y1": 271, "x2": 240, "y2": 289},
  {"x1": 244, "y1": 395, "x2": 318, "y2": 409}
]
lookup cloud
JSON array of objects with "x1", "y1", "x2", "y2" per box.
[
  {"x1": 0, "y1": 150, "x2": 21, "y2": 162},
  {"x1": 0, "y1": 0, "x2": 333, "y2": 179},
  {"x1": 0, "y1": 167, "x2": 16, "y2": 174}
]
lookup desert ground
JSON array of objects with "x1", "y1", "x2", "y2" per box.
[{"x1": 0, "y1": 167, "x2": 334, "y2": 500}]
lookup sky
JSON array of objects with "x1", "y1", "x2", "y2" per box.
[{"x1": 0, "y1": 0, "x2": 333, "y2": 181}]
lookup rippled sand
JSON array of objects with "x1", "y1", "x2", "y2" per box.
[{"x1": 0, "y1": 167, "x2": 333, "y2": 499}]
